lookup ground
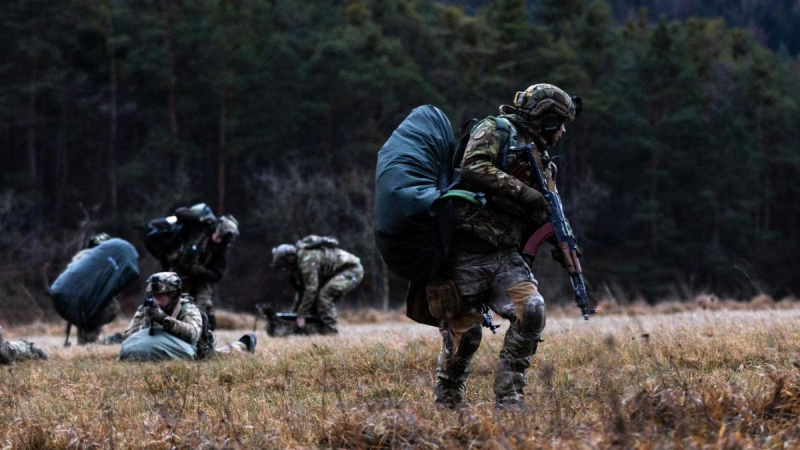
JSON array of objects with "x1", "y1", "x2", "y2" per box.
[{"x1": 2, "y1": 304, "x2": 800, "y2": 449}]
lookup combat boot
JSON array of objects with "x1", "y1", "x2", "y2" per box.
[
  {"x1": 434, "y1": 379, "x2": 466, "y2": 409},
  {"x1": 238, "y1": 332, "x2": 257, "y2": 353},
  {"x1": 493, "y1": 322, "x2": 541, "y2": 409},
  {"x1": 28, "y1": 343, "x2": 47, "y2": 360}
]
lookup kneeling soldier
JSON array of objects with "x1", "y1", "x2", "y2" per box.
[{"x1": 119, "y1": 272, "x2": 256, "y2": 361}]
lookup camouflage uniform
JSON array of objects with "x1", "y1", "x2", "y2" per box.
[
  {"x1": 163, "y1": 221, "x2": 231, "y2": 331},
  {"x1": 0, "y1": 327, "x2": 46, "y2": 365},
  {"x1": 434, "y1": 89, "x2": 571, "y2": 407},
  {"x1": 123, "y1": 296, "x2": 247, "y2": 356},
  {"x1": 291, "y1": 247, "x2": 364, "y2": 334},
  {"x1": 124, "y1": 295, "x2": 205, "y2": 344}
]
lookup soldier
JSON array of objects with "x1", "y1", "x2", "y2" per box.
[
  {"x1": 431, "y1": 84, "x2": 579, "y2": 409},
  {"x1": 69, "y1": 233, "x2": 122, "y2": 344},
  {"x1": 119, "y1": 272, "x2": 256, "y2": 361},
  {"x1": 0, "y1": 326, "x2": 47, "y2": 365},
  {"x1": 271, "y1": 236, "x2": 364, "y2": 335},
  {"x1": 159, "y1": 206, "x2": 240, "y2": 332}
]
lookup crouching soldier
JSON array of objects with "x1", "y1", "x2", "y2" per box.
[
  {"x1": 69, "y1": 233, "x2": 122, "y2": 345},
  {"x1": 271, "y1": 235, "x2": 363, "y2": 335},
  {"x1": 0, "y1": 326, "x2": 47, "y2": 365},
  {"x1": 119, "y1": 272, "x2": 256, "y2": 361}
]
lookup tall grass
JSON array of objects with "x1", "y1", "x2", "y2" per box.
[{"x1": 2, "y1": 305, "x2": 800, "y2": 449}]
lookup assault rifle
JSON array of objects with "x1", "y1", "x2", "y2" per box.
[
  {"x1": 143, "y1": 295, "x2": 157, "y2": 335},
  {"x1": 514, "y1": 144, "x2": 596, "y2": 320}
]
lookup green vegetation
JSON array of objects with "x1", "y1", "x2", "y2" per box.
[{"x1": 0, "y1": 0, "x2": 798, "y2": 318}]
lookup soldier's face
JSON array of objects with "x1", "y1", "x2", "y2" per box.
[
  {"x1": 153, "y1": 293, "x2": 171, "y2": 308},
  {"x1": 547, "y1": 123, "x2": 566, "y2": 146}
]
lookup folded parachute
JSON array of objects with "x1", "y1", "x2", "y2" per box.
[{"x1": 50, "y1": 238, "x2": 140, "y2": 329}]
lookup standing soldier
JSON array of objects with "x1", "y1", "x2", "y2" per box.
[
  {"x1": 0, "y1": 326, "x2": 47, "y2": 364},
  {"x1": 159, "y1": 205, "x2": 239, "y2": 331},
  {"x1": 271, "y1": 236, "x2": 364, "y2": 335},
  {"x1": 119, "y1": 272, "x2": 256, "y2": 361},
  {"x1": 431, "y1": 84, "x2": 580, "y2": 408}
]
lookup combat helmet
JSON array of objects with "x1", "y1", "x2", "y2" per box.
[
  {"x1": 87, "y1": 233, "x2": 111, "y2": 248},
  {"x1": 216, "y1": 215, "x2": 240, "y2": 246},
  {"x1": 271, "y1": 244, "x2": 298, "y2": 268},
  {"x1": 501, "y1": 83, "x2": 581, "y2": 131},
  {"x1": 146, "y1": 272, "x2": 182, "y2": 298}
]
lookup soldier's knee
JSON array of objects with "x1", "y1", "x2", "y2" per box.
[
  {"x1": 506, "y1": 282, "x2": 546, "y2": 337},
  {"x1": 520, "y1": 294, "x2": 546, "y2": 337},
  {"x1": 459, "y1": 325, "x2": 483, "y2": 356}
]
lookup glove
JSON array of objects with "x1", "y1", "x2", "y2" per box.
[
  {"x1": 146, "y1": 306, "x2": 168, "y2": 325},
  {"x1": 518, "y1": 186, "x2": 552, "y2": 215}
]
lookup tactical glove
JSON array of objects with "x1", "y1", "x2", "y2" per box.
[
  {"x1": 518, "y1": 186, "x2": 552, "y2": 215},
  {"x1": 146, "y1": 306, "x2": 168, "y2": 325}
]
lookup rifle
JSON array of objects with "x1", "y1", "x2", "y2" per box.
[
  {"x1": 143, "y1": 296, "x2": 157, "y2": 335},
  {"x1": 515, "y1": 143, "x2": 596, "y2": 320}
]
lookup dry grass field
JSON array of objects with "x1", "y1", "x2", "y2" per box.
[{"x1": 3, "y1": 299, "x2": 800, "y2": 449}]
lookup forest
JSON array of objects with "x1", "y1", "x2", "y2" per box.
[{"x1": 1, "y1": 0, "x2": 798, "y2": 320}]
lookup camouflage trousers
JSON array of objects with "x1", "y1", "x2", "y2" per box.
[
  {"x1": 434, "y1": 249, "x2": 545, "y2": 407},
  {"x1": 299, "y1": 265, "x2": 364, "y2": 334},
  {"x1": 184, "y1": 281, "x2": 217, "y2": 331},
  {"x1": 216, "y1": 341, "x2": 247, "y2": 355},
  {"x1": 203, "y1": 330, "x2": 249, "y2": 356},
  {"x1": 78, "y1": 296, "x2": 122, "y2": 345}
]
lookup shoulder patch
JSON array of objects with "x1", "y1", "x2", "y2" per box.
[{"x1": 472, "y1": 129, "x2": 486, "y2": 140}]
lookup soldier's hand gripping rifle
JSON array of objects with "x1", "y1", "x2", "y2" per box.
[{"x1": 515, "y1": 144, "x2": 596, "y2": 320}]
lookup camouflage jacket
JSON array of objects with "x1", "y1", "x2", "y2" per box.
[
  {"x1": 162, "y1": 228, "x2": 228, "y2": 284},
  {"x1": 123, "y1": 295, "x2": 203, "y2": 345},
  {"x1": 455, "y1": 115, "x2": 557, "y2": 250},
  {"x1": 292, "y1": 248, "x2": 362, "y2": 316}
]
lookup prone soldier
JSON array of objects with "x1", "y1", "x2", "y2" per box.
[{"x1": 0, "y1": 326, "x2": 47, "y2": 365}]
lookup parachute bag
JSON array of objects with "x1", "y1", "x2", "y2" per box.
[
  {"x1": 50, "y1": 239, "x2": 140, "y2": 329},
  {"x1": 143, "y1": 220, "x2": 184, "y2": 262},
  {"x1": 375, "y1": 105, "x2": 487, "y2": 326},
  {"x1": 374, "y1": 105, "x2": 458, "y2": 282},
  {"x1": 119, "y1": 328, "x2": 196, "y2": 362}
]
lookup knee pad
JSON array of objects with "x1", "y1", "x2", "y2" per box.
[
  {"x1": 506, "y1": 282, "x2": 546, "y2": 337},
  {"x1": 520, "y1": 294, "x2": 546, "y2": 338},
  {"x1": 458, "y1": 325, "x2": 483, "y2": 357}
]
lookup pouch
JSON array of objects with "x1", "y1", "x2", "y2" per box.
[{"x1": 426, "y1": 279, "x2": 461, "y2": 320}]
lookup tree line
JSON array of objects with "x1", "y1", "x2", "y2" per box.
[{"x1": 1, "y1": 0, "x2": 798, "y2": 321}]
